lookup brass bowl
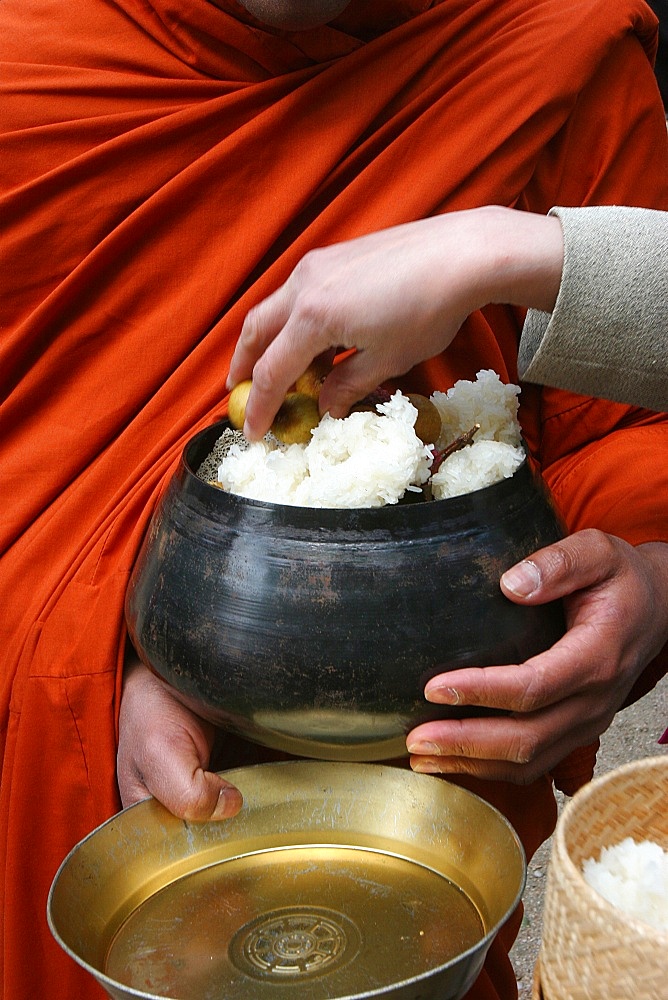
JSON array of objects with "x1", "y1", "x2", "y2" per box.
[{"x1": 48, "y1": 762, "x2": 526, "y2": 1000}]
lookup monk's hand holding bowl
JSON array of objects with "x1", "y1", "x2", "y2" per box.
[
  {"x1": 117, "y1": 651, "x2": 243, "y2": 820},
  {"x1": 407, "y1": 529, "x2": 668, "y2": 785}
]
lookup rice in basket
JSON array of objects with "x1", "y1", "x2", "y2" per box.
[
  {"x1": 203, "y1": 369, "x2": 525, "y2": 507},
  {"x1": 582, "y1": 836, "x2": 668, "y2": 933}
]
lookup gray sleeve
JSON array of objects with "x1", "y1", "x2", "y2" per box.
[{"x1": 518, "y1": 206, "x2": 668, "y2": 411}]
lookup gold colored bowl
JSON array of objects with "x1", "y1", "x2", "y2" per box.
[{"x1": 48, "y1": 762, "x2": 525, "y2": 1000}]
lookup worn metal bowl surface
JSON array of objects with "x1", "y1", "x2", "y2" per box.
[
  {"x1": 48, "y1": 761, "x2": 526, "y2": 1000},
  {"x1": 125, "y1": 420, "x2": 565, "y2": 760}
]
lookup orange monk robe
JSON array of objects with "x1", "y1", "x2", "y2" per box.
[{"x1": 1, "y1": 0, "x2": 667, "y2": 997}]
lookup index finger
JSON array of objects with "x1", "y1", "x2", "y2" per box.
[
  {"x1": 227, "y1": 285, "x2": 292, "y2": 388},
  {"x1": 423, "y1": 625, "x2": 606, "y2": 714},
  {"x1": 230, "y1": 295, "x2": 340, "y2": 441}
]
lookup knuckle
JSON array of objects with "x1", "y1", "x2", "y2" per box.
[
  {"x1": 447, "y1": 758, "x2": 480, "y2": 777},
  {"x1": 507, "y1": 729, "x2": 540, "y2": 765},
  {"x1": 514, "y1": 670, "x2": 547, "y2": 713},
  {"x1": 450, "y1": 737, "x2": 479, "y2": 759},
  {"x1": 558, "y1": 529, "x2": 619, "y2": 577},
  {"x1": 513, "y1": 763, "x2": 544, "y2": 786},
  {"x1": 292, "y1": 250, "x2": 318, "y2": 280},
  {"x1": 332, "y1": 371, "x2": 372, "y2": 406},
  {"x1": 539, "y1": 541, "x2": 579, "y2": 580},
  {"x1": 446, "y1": 719, "x2": 483, "y2": 760},
  {"x1": 292, "y1": 290, "x2": 336, "y2": 333},
  {"x1": 295, "y1": 298, "x2": 325, "y2": 329},
  {"x1": 182, "y1": 785, "x2": 216, "y2": 822},
  {"x1": 241, "y1": 306, "x2": 264, "y2": 348},
  {"x1": 249, "y1": 356, "x2": 277, "y2": 394},
  {"x1": 515, "y1": 689, "x2": 540, "y2": 715},
  {"x1": 581, "y1": 528, "x2": 620, "y2": 566}
]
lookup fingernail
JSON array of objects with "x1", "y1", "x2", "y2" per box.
[
  {"x1": 211, "y1": 787, "x2": 242, "y2": 820},
  {"x1": 658, "y1": 729, "x2": 668, "y2": 745},
  {"x1": 425, "y1": 685, "x2": 460, "y2": 705},
  {"x1": 406, "y1": 740, "x2": 441, "y2": 755},
  {"x1": 411, "y1": 758, "x2": 441, "y2": 774},
  {"x1": 502, "y1": 559, "x2": 541, "y2": 597}
]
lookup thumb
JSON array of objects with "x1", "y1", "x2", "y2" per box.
[
  {"x1": 146, "y1": 750, "x2": 244, "y2": 822},
  {"x1": 174, "y1": 767, "x2": 244, "y2": 823},
  {"x1": 118, "y1": 656, "x2": 245, "y2": 822},
  {"x1": 319, "y1": 350, "x2": 400, "y2": 418},
  {"x1": 119, "y1": 714, "x2": 244, "y2": 821},
  {"x1": 500, "y1": 528, "x2": 621, "y2": 604}
]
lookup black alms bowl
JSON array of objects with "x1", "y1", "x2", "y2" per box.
[{"x1": 125, "y1": 420, "x2": 565, "y2": 761}]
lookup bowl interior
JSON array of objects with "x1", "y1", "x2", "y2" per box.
[
  {"x1": 183, "y1": 417, "x2": 535, "y2": 524},
  {"x1": 49, "y1": 762, "x2": 526, "y2": 1000}
]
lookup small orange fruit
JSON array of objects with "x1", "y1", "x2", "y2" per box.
[
  {"x1": 407, "y1": 393, "x2": 442, "y2": 445},
  {"x1": 271, "y1": 392, "x2": 321, "y2": 444},
  {"x1": 227, "y1": 380, "x2": 253, "y2": 430}
]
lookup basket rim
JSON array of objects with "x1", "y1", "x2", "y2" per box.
[
  {"x1": 531, "y1": 954, "x2": 544, "y2": 1000},
  {"x1": 552, "y1": 754, "x2": 668, "y2": 942}
]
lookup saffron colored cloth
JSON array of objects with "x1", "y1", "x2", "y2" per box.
[{"x1": 1, "y1": 1, "x2": 668, "y2": 998}]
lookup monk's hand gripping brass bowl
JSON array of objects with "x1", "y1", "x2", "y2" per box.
[{"x1": 48, "y1": 761, "x2": 526, "y2": 1000}]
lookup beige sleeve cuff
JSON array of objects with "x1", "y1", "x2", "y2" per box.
[{"x1": 518, "y1": 206, "x2": 668, "y2": 412}]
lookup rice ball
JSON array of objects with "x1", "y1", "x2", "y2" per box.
[{"x1": 430, "y1": 439, "x2": 524, "y2": 500}]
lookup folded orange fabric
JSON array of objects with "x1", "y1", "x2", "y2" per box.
[{"x1": 1, "y1": 1, "x2": 667, "y2": 997}]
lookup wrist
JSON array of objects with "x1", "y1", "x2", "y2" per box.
[{"x1": 471, "y1": 206, "x2": 565, "y2": 313}]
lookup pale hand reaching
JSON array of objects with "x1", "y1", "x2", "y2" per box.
[{"x1": 227, "y1": 206, "x2": 564, "y2": 439}]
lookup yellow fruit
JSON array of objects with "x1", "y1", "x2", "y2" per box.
[
  {"x1": 271, "y1": 392, "x2": 321, "y2": 444},
  {"x1": 407, "y1": 393, "x2": 442, "y2": 445},
  {"x1": 228, "y1": 376, "x2": 323, "y2": 444},
  {"x1": 294, "y1": 356, "x2": 333, "y2": 400},
  {"x1": 227, "y1": 379, "x2": 253, "y2": 430}
]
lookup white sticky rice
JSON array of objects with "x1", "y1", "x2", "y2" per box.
[
  {"x1": 429, "y1": 439, "x2": 524, "y2": 500},
  {"x1": 582, "y1": 837, "x2": 668, "y2": 932},
  {"x1": 431, "y1": 367, "x2": 521, "y2": 448},
  {"x1": 212, "y1": 369, "x2": 524, "y2": 508},
  {"x1": 429, "y1": 369, "x2": 523, "y2": 500}
]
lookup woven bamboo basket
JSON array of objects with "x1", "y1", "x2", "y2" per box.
[{"x1": 535, "y1": 755, "x2": 668, "y2": 1000}]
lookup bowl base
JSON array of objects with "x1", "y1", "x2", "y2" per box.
[{"x1": 106, "y1": 843, "x2": 483, "y2": 999}]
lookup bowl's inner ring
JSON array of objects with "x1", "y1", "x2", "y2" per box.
[{"x1": 105, "y1": 844, "x2": 484, "y2": 999}]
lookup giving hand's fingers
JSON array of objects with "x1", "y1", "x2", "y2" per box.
[
  {"x1": 229, "y1": 288, "x2": 321, "y2": 441},
  {"x1": 227, "y1": 220, "x2": 473, "y2": 438},
  {"x1": 227, "y1": 284, "x2": 292, "y2": 388},
  {"x1": 316, "y1": 345, "x2": 419, "y2": 419}
]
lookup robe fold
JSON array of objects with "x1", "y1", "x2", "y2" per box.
[{"x1": 1, "y1": 1, "x2": 667, "y2": 997}]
